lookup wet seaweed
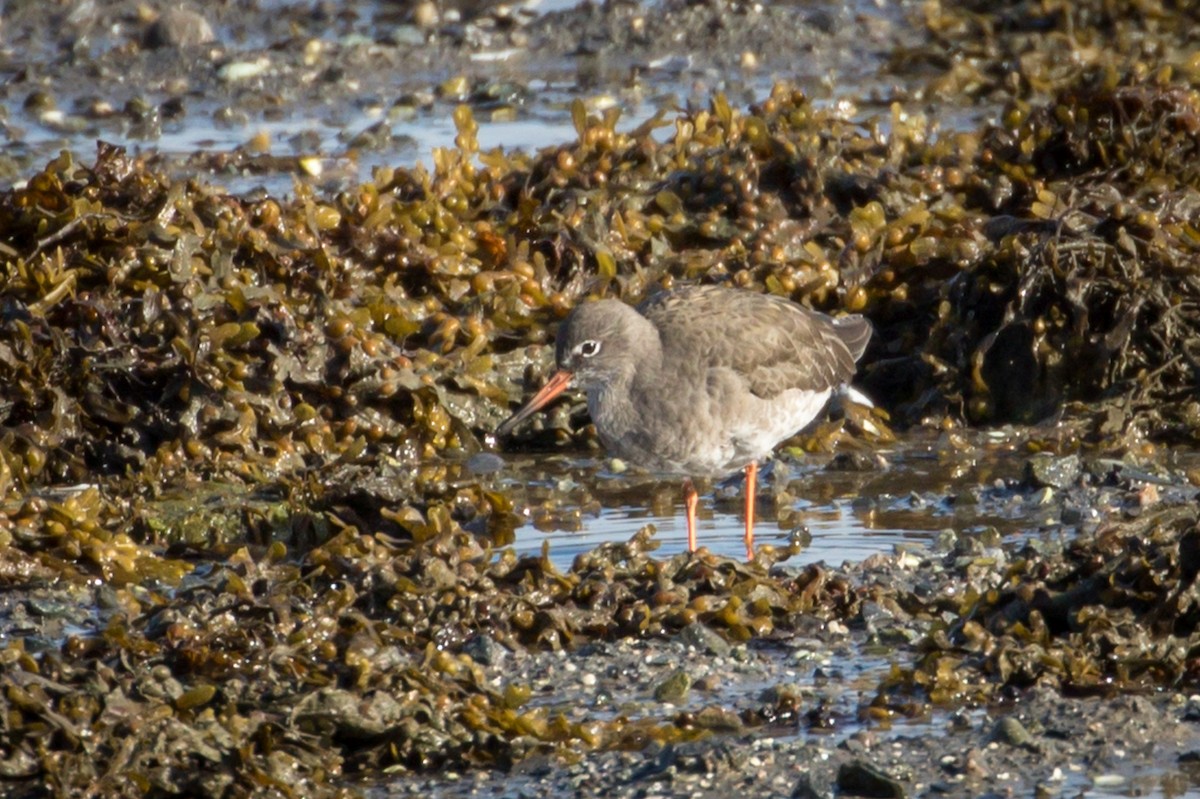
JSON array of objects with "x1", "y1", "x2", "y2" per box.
[{"x1": 2, "y1": 28, "x2": 1200, "y2": 795}]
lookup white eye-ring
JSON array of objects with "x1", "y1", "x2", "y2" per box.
[{"x1": 578, "y1": 340, "x2": 601, "y2": 357}]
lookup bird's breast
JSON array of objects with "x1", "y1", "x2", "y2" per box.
[{"x1": 587, "y1": 375, "x2": 833, "y2": 477}]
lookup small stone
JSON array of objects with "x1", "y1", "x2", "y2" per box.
[
  {"x1": 462, "y1": 634, "x2": 507, "y2": 666},
  {"x1": 693, "y1": 706, "x2": 743, "y2": 731},
  {"x1": 385, "y1": 25, "x2": 427, "y2": 46},
  {"x1": 218, "y1": 57, "x2": 271, "y2": 83},
  {"x1": 681, "y1": 622, "x2": 732, "y2": 657},
  {"x1": 934, "y1": 528, "x2": 958, "y2": 551},
  {"x1": 827, "y1": 620, "x2": 850, "y2": 636},
  {"x1": 860, "y1": 601, "x2": 894, "y2": 631},
  {"x1": 792, "y1": 768, "x2": 834, "y2": 799},
  {"x1": 412, "y1": 0, "x2": 439, "y2": 29},
  {"x1": 144, "y1": 8, "x2": 215, "y2": 49},
  {"x1": 653, "y1": 669, "x2": 691, "y2": 704},
  {"x1": 990, "y1": 716, "x2": 1037, "y2": 750},
  {"x1": 836, "y1": 759, "x2": 905, "y2": 798},
  {"x1": 1024, "y1": 453, "x2": 1082, "y2": 490},
  {"x1": 1060, "y1": 505, "x2": 1084, "y2": 524},
  {"x1": 1028, "y1": 486, "x2": 1055, "y2": 506},
  {"x1": 1182, "y1": 695, "x2": 1200, "y2": 721}
]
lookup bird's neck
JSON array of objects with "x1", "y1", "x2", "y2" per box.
[{"x1": 588, "y1": 375, "x2": 642, "y2": 454}]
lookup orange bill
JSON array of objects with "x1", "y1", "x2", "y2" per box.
[{"x1": 495, "y1": 369, "x2": 575, "y2": 436}]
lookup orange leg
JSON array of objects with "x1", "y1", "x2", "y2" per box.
[
  {"x1": 683, "y1": 478, "x2": 699, "y2": 553},
  {"x1": 744, "y1": 462, "x2": 758, "y2": 561}
]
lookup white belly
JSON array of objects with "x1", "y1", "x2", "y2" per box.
[{"x1": 724, "y1": 387, "x2": 832, "y2": 468}]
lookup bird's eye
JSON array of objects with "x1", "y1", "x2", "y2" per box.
[{"x1": 578, "y1": 340, "x2": 601, "y2": 358}]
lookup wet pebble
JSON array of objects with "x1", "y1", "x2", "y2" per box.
[
  {"x1": 1182, "y1": 695, "x2": 1200, "y2": 721},
  {"x1": 654, "y1": 668, "x2": 692, "y2": 703},
  {"x1": 143, "y1": 8, "x2": 215, "y2": 49},
  {"x1": 990, "y1": 715, "x2": 1038, "y2": 750},
  {"x1": 218, "y1": 57, "x2": 271, "y2": 82},
  {"x1": 213, "y1": 106, "x2": 250, "y2": 128},
  {"x1": 836, "y1": 759, "x2": 906, "y2": 798},
  {"x1": 825, "y1": 452, "x2": 884, "y2": 472},
  {"x1": 1028, "y1": 486, "x2": 1055, "y2": 506},
  {"x1": 385, "y1": 25, "x2": 428, "y2": 46},
  {"x1": 860, "y1": 600, "x2": 894, "y2": 632},
  {"x1": 681, "y1": 621, "x2": 732, "y2": 657},
  {"x1": 934, "y1": 528, "x2": 958, "y2": 550},
  {"x1": 463, "y1": 633, "x2": 508, "y2": 665},
  {"x1": 1024, "y1": 453, "x2": 1082, "y2": 490},
  {"x1": 791, "y1": 769, "x2": 835, "y2": 799}
]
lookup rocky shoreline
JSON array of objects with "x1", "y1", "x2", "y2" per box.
[{"x1": 3, "y1": 1, "x2": 1200, "y2": 796}]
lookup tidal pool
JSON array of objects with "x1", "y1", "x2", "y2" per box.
[{"x1": 494, "y1": 428, "x2": 1090, "y2": 570}]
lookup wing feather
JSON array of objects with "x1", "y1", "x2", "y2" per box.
[{"x1": 638, "y1": 286, "x2": 869, "y2": 400}]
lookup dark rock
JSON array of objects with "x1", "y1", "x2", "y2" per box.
[
  {"x1": 463, "y1": 633, "x2": 508, "y2": 665},
  {"x1": 826, "y1": 451, "x2": 884, "y2": 472},
  {"x1": 837, "y1": 759, "x2": 906, "y2": 798},
  {"x1": 1181, "y1": 527, "x2": 1200, "y2": 584}
]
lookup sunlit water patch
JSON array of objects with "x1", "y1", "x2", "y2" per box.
[
  {"x1": 493, "y1": 431, "x2": 1058, "y2": 571},
  {"x1": 508, "y1": 490, "x2": 933, "y2": 571}
]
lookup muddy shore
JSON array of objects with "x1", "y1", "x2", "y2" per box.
[{"x1": 3, "y1": 1, "x2": 1200, "y2": 797}]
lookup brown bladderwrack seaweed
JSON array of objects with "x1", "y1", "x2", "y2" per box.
[
  {"x1": 856, "y1": 72, "x2": 1200, "y2": 435},
  {"x1": 2, "y1": 75, "x2": 1197, "y2": 495},
  {"x1": 0, "y1": 509, "x2": 865, "y2": 794},
  {"x1": 872, "y1": 503, "x2": 1200, "y2": 717},
  {"x1": 958, "y1": 79, "x2": 1200, "y2": 430},
  {"x1": 2, "y1": 61, "x2": 1200, "y2": 795}
]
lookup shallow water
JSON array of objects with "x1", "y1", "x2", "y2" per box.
[
  {"x1": 494, "y1": 429, "x2": 1066, "y2": 571},
  {"x1": 515, "y1": 495, "x2": 927, "y2": 569},
  {"x1": 0, "y1": 0, "x2": 923, "y2": 196},
  {"x1": 505, "y1": 483, "x2": 939, "y2": 570}
]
